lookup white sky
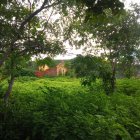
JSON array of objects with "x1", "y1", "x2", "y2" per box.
[
  {"x1": 54, "y1": 0, "x2": 140, "y2": 60},
  {"x1": 123, "y1": 0, "x2": 140, "y2": 8}
]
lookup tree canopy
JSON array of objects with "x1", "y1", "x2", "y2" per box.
[
  {"x1": 0, "y1": 0, "x2": 126, "y2": 100},
  {"x1": 0, "y1": 0, "x2": 125, "y2": 66},
  {"x1": 72, "y1": 54, "x2": 114, "y2": 94}
]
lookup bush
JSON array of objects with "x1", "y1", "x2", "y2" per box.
[
  {"x1": 117, "y1": 79, "x2": 140, "y2": 96},
  {"x1": 18, "y1": 68, "x2": 35, "y2": 77},
  {"x1": 0, "y1": 78, "x2": 140, "y2": 140}
]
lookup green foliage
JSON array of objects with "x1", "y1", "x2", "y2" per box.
[
  {"x1": 94, "y1": 6, "x2": 140, "y2": 79},
  {"x1": 0, "y1": 77, "x2": 140, "y2": 140},
  {"x1": 117, "y1": 79, "x2": 140, "y2": 96},
  {"x1": 0, "y1": 0, "x2": 65, "y2": 99},
  {"x1": 0, "y1": 0, "x2": 126, "y2": 100},
  {"x1": 36, "y1": 57, "x2": 56, "y2": 68},
  {"x1": 18, "y1": 68, "x2": 35, "y2": 77},
  {"x1": 72, "y1": 55, "x2": 113, "y2": 94}
]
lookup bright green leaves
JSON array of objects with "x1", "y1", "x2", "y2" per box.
[{"x1": 1, "y1": 77, "x2": 140, "y2": 140}]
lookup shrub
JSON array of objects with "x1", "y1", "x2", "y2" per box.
[
  {"x1": 18, "y1": 68, "x2": 35, "y2": 77},
  {"x1": 0, "y1": 78, "x2": 140, "y2": 140}
]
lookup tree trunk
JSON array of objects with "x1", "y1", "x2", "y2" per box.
[
  {"x1": 4, "y1": 76, "x2": 15, "y2": 102},
  {"x1": 110, "y1": 61, "x2": 116, "y2": 93},
  {"x1": 111, "y1": 66, "x2": 116, "y2": 93}
]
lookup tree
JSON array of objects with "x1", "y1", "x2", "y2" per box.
[
  {"x1": 72, "y1": 55, "x2": 113, "y2": 94},
  {"x1": 0, "y1": 0, "x2": 62, "y2": 66},
  {"x1": 94, "y1": 5, "x2": 140, "y2": 88},
  {"x1": 0, "y1": 0, "x2": 125, "y2": 101},
  {"x1": 75, "y1": 5, "x2": 140, "y2": 91},
  {"x1": 0, "y1": 0, "x2": 65, "y2": 101}
]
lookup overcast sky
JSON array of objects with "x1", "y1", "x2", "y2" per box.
[
  {"x1": 55, "y1": 0, "x2": 140, "y2": 60},
  {"x1": 124, "y1": 0, "x2": 140, "y2": 8}
]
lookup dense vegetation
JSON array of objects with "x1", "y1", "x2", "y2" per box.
[
  {"x1": 0, "y1": 77, "x2": 140, "y2": 140},
  {"x1": 0, "y1": 1, "x2": 140, "y2": 140}
]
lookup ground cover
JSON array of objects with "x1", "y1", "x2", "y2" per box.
[{"x1": 0, "y1": 77, "x2": 140, "y2": 140}]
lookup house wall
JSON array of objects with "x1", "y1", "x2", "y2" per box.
[
  {"x1": 35, "y1": 71, "x2": 46, "y2": 77},
  {"x1": 38, "y1": 65, "x2": 49, "y2": 71},
  {"x1": 45, "y1": 68, "x2": 57, "y2": 76},
  {"x1": 56, "y1": 63, "x2": 67, "y2": 76},
  {"x1": 57, "y1": 67, "x2": 67, "y2": 76}
]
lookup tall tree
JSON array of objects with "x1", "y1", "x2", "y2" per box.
[
  {"x1": 0, "y1": 0, "x2": 124, "y2": 100},
  {"x1": 0, "y1": 0, "x2": 125, "y2": 68},
  {"x1": 72, "y1": 4, "x2": 140, "y2": 92},
  {"x1": 94, "y1": 5, "x2": 140, "y2": 89},
  {"x1": 0, "y1": 0, "x2": 64, "y2": 101}
]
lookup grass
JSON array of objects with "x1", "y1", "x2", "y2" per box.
[{"x1": 13, "y1": 76, "x2": 87, "y2": 95}]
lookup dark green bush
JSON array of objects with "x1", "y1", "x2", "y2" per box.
[
  {"x1": 18, "y1": 68, "x2": 35, "y2": 77},
  {"x1": 0, "y1": 78, "x2": 140, "y2": 140}
]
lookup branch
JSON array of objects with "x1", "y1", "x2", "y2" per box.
[
  {"x1": 20, "y1": 0, "x2": 49, "y2": 30},
  {"x1": 0, "y1": 53, "x2": 8, "y2": 67},
  {"x1": 0, "y1": 0, "x2": 61, "y2": 68},
  {"x1": 0, "y1": 38, "x2": 20, "y2": 67},
  {"x1": 19, "y1": 0, "x2": 61, "y2": 30},
  {"x1": 44, "y1": 0, "x2": 61, "y2": 9}
]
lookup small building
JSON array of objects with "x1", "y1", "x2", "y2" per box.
[
  {"x1": 56, "y1": 61, "x2": 67, "y2": 76},
  {"x1": 35, "y1": 61, "x2": 68, "y2": 77},
  {"x1": 38, "y1": 65, "x2": 49, "y2": 71}
]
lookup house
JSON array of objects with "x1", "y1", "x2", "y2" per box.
[
  {"x1": 38, "y1": 65, "x2": 49, "y2": 71},
  {"x1": 56, "y1": 61, "x2": 67, "y2": 76},
  {"x1": 35, "y1": 61, "x2": 68, "y2": 77}
]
